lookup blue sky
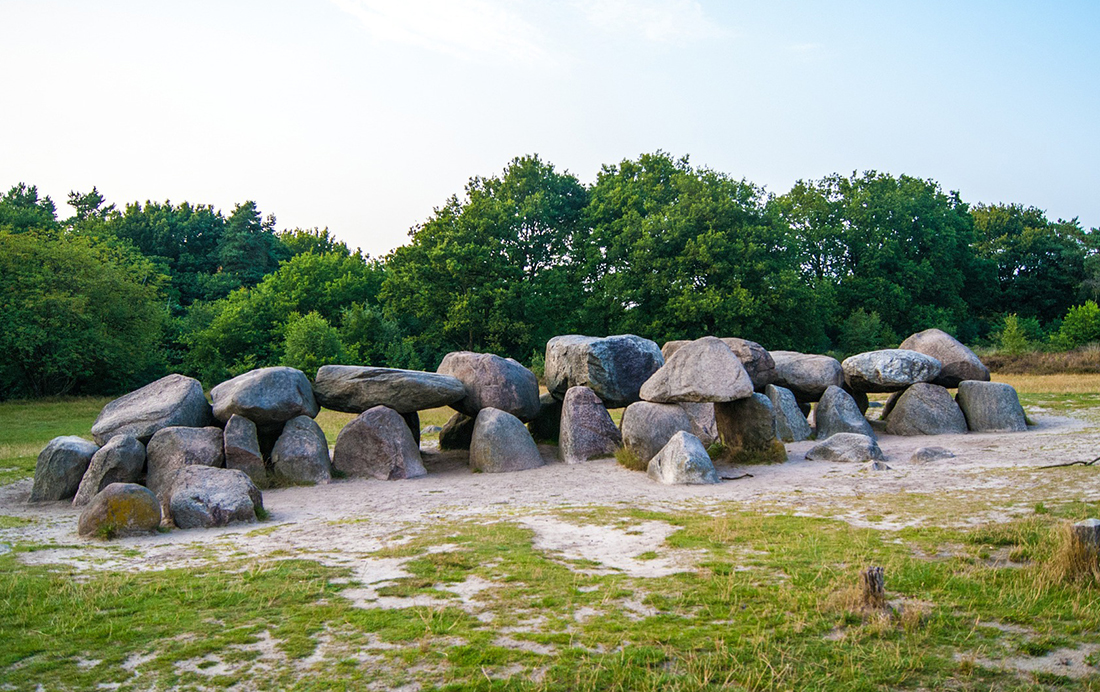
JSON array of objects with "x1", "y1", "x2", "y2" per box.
[{"x1": 2, "y1": 0, "x2": 1097, "y2": 256}]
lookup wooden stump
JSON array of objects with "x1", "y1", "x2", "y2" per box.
[
  {"x1": 1072, "y1": 518, "x2": 1100, "y2": 550},
  {"x1": 860, "y1": 566, "x2": 886, "y2": 610}
]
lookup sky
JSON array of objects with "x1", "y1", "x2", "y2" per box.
[{"x1": 2, "y1": 0, "x2": 1098, "y2": 256}]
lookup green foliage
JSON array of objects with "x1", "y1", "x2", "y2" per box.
[
  {"x1": 997, "y1": 314, "x2": 1034, "y2": 354},
  {"x1": 837, "y1": 308, "x2": 897, "y2": 356},
  {"x1": 278, "y1": 227, "x2": 352, "y2": 257},
  {"x1": 0, "y1": 183, "x2": 58, "y2": 233},
  {"x1": 281, "y1": 312, "x2": 345, "y2": 379},
  {"x1": 1051, "y1": 301, "x2": 1100, "y2": 350}
]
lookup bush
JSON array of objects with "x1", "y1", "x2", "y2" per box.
[
  {"x1": 1051, "y1": 301, "x2": 1100, "y2": 350},
  {"x1": 838, "y1": 309, "x2": 897, "y2": 356},
  {"x1": 998, "y1": 314, "x2": 1033, "y2": 355},
  {"x1": 282, "y1": 312, "x2": 345, "y2": 379}
]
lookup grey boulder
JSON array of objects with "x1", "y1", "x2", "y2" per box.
[
  {"x1": 211, "y1": 367, "x2": 319, "y2": 425},
  {"x1": 470, "y1": 408, "x2": 545, "y2": 473},
  {"x1": 332, "y1": 406, "x2": 426, "y2": 480},
  {"x1": 312, "y1": 365, "x2": 465, "y2": 414},
  {"x1": 899, "y1": 328, "x2": 990, "y2": 388},
  {"x1": 766, "y1": 384, "x2": 811, "y2": 442},
  {"x1": 439, "y1": 412, "x2": 476, "y2": 450},
  {"x1": 437, "y1": 352, "x2": 541, "y2": 421},
  {"x1": 30, "y1": 436, "x2": 99, "y2": 502},
  {"x1": 714, "y1": 393, "x2": 787, "y2": 464},
  {"x1": 884, "y1": 383, "x2": 967, "y2": 436},
  {"x1": 679, "y1": 402, "x2": 719, "y2": 447},
  {"x1": 167, "y1": 466, "x2": 263, "y2": 529},
  {"x1": 910, "y1": 446, "x2": 956, "y2": 463},
  {"x1": 559, "y1": 386, "x2": 621, "y2": 464},
  {"x1": 955, "y1": 381, "x2": 1027, "y2": 432},
  {"x1": 91, "y1": 374, "x2": 212, "y2": 445},
  {"x1": 770, "y1": 352, "x2": 845, "y2": 402},
  {"x1": 545, "y1": 335, "x2": 664, "y2": 408},
  {"x1": 620, "y1": 401, "x2": 693, "y2": 465},
  {"x1": 271, "y1": 415, "x2": 332, "y2": 484},
  {"x1": 814, "y1": 386, "x2": 875, "y2": 440},
  {"x1": 805, "y1": 433, "x2": 884, "y2": 463},
  {"x1": 145, "y1": 426, "x2": 225, "y2": 500},
  {"x1": 223, "y1": 415, "x2": 266, "y2": 485},
  {"x1": 73, "y1": 434, "x2": 145, "y2": 507},
  {"x1": 77, "y1": 483, "x2": 162, "y2": 538},
  {"x1": 640, "y1": 336, "x2": 754, "y2": 403},
  {"x1": 527, "y1": 393, "x2": 563, "y2": 443},
  {"x1": 842, "y1": 349, "x2": 943, "y2": 393},
  {"x1": 647, "y1": 431, "x2": 719, "y2": 485},
  {"x1": 663, "y1": 337, "x2": 776, "y2": 391}
]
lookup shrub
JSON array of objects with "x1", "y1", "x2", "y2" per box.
[
  {"x1": 1051, "y1": 301, "x2": 1100, "y2": 350},
  {"x1": 998, "y1": 314, "x2": 1033, "y2": 355},
  {"x1": 282, "y1": 311, "x2": 345, "y2": 379}
]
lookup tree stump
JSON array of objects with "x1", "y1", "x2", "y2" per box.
[
  {"x1": 1072, "y1": 518, "x2": 1100, "y2": 550},
  {"x1": 860, "y1": 566, "x2": 886, "y2": 610}
]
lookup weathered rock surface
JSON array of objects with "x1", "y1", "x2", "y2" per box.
[
  {"x1": 545, "y1": 335, "x2": 664, "y2": 408},
  {"x1": 439, "y1": 412, "x2": 476, "y2": 450},
  {"x1": 527, "y1": 393, "x2": 563, "y2": 443},
  {"x1": 145, "y1": 426, "x2": 225, "y2": 499},
  {"x1": 211, "y1": 367, "x2": 319, "y2": 425},
  {"x1": 167, "y1": 466, "x2": 263, "y2": 529},
  {"x1": 403, "y1": 411, "x2": 421, "y2": 447},
  {"x1": 73, "y1": 435, "x2": 145, "y2": 507},
  {"x1": 620, "y1": 401, "x2": 693, "y2": 465},
  {"x1": 437, "y1": 352, "x2": 541, "y2": 421},
  {"x1": 647, "y1": 431, "x2": 719, "y2": 485},
  {"x1": 559, "y1": 386, "x2": 621, "y2": 464},
  {"x1": 77, "y1": 483, "x2": 161, "y2": 537},
  {"x1": 663, "y1": 338, "x2": 776, "y2": 391},
  {"x1": 679, "y1": 402, "x2": 718, "y2": 446},
  {"x1": 766, "y1": 384, "x2": 811, "y2": 442},
  {"x1": 842, "y1": 349, "x2": 943, "y2": 393},
  {"x1": 640, "y1": 336, "x2": 754, "y2": 403},
  {"x1": 805, "y1": 433, "x2": 884, "y2": 463},
  {"x1": 884, "y1": 383, "x2": 967, "y2": 436},
  {"x1": 899, "y1": 329, "x2": 990, "y2": 388},
  {"x1": 223, "y1": 415, "x2": 266, "y2": 485},
  {"x1": 313, "y1": 365, "x2": 466, "y2": 414},
  {"x1": 814, "y1": 386, "x2": 875, "y2": 440},
  {"x1": 30, "y1": 436, "x2": 99, "y2": 502},
  {"x1": 770, "y1": 351, "x2": 845, "y2": 402},
  {"x1": 910, "y1": 446, "x2": 956, "y2": 463},
  {"x1": 271, "y1": 415, "x2": 332, "y2": 484},
  {"x1": 470, "y1": 408, "x2": 544, "y2": 473},
  {"x1": 333, "y1": 406, "x2": 426, "y2": 480},
  {"x1": 955, "y1": 381, "x2": 1027, "y2": 432},
  {"x1": 714, "y1": 394, "x2": 787, "y2": 464},
  {"x1": 91, "y1": 374, "x2": 212, "y2": 445}
]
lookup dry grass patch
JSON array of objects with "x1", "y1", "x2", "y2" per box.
[{"x1": 993, "y1": 372, "x2": 1100, "y2": 395}]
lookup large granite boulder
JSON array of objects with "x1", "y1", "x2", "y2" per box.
[
  {"x1": 647, "y1": 431, "x2": 719, "y2": 485},
  {"x1": 527, "y1": 393, "x2": 563, "y2": 443},
  {"x1": 437, "y1": 352, "x2": 541, "y2": 421},
  {"x1": 766, "y1": 384, "x2": 811, "y2": 442},
  {"x1": 145, "y1": 426, "x2": 225, "y2": 499},
  {"x1": 899, "y1": 329, "x2": 990, "y2": 388},
  {"x1": 770, "y1": 352, "x2": 845, "y2": 402},
  {"x1": 30, "y1": 436, "x2": 99, "y2": 502},
  {"x1": 91, "y1": 374, "x2": 212, "y2": 445},
  {"x1": 271, "y1": 415, "x2": 332, "y2": 484},
  {"x1": 469, "y1": 408, "x2": 544, "y2": 473},
  {"x1": 714, "y1": 393, "x2": 787, "y2": 464},
  {"x1": 73, "y1": 434, "x2": 145, "y2": 507},
  {"x1": 545, "y1": 335, "x2": 664, "y2": 408},
  {"x1": 211, "y1": 367, "x2": 319, "y2": 426},
  {"x1": 955, "y1": 381, "x2": 1027, "y2": 432},
  {"x1": 679, "y1": 402, "x2": 718, "y2": 446},
  {"x1": 332, "y1": 406, "x2": 426, "y2": 480},
  {"x1": 77, "y1": 483, "x2": 162, "y2": 538},
  {"x1": 814, "y1": 386, "x2": 875, "y2": 440},
  {"x1": 620, "y1": 401, "x2": 693, "y2": 465},
  {"x1": 842, "y1": 349, "x2": 943, "y2": 393},
  {"x1": 223, "y1": 415, "x2": 266, "y2": 485},
  {"x1": 884, "y1": 383, "x2": 967, "y2": 436},
  {"x1": 559, "y1": 386, "x2": 621, "y2": 464},
  {"x1": 439, "y1": 412, "x2": 476, "y2": 450},
  {"x1": 167, "y1": 466, "x2": 263, "y2": 529},
  {"x1": 805, "y1": 433, "x2": 884, "y2": 463},
  {"x1": 640, "y1": 337, "x2": 754, "y2": 403},
  {"x1": 312, "y1": 365, "x2": 465, "y2": 414},
  {"x1": 663, "y1": 338, "x2": 776, "y2": 391}
]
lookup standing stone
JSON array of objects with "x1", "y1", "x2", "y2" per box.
[
  {"x1": 545, "y1": 335, "x2": 664, "y2": 408},
  {"x1": 884, "y1": 383, "x2": 968, "y2": 436},
  {"x1": 437, "y1": 352, "x2": 541, "y2": 421},
  {"x1": 439, "y1": 412, "x2": 476, "y2": 450},
  {"x1": 841, "y1": 349, "x2": 943, "y2": 393},
  {"x1": 679, "y1": 402, "x2": 719, "y2": 446},
  {"x1": 167, "y1": 466, "x2": 263, "y2": 529},
  {"x1": 955, "y1": 381, "x2": 1027, "y2": 432},
  {"x1": 805, "y1": 433, "x2": 885, "y2": 463},
  {"x1": 91, "y1": 374, "x2": 212, "y2": 445},
  {"x1": 469, "y1": 408, "x2": 545, "y2": 473},
  {"x1": 663, "y1": 338, "x2": 776, "y2": 391},
  {"x1": 312, "y1": 365, "x2": 466, "y2": 414},
  {"x1": 30, "y1": 436, "x2": 99, "y2": 502},
  {"x1": 620, "y1": 401, "x2": 693, "y2": 465},
  {"x1": 211, "y1": 367, "x2": 319, "y2": 425},
  {"x1": 332, "y1": 406, "x2": 426, "y2": 480},
  {"x1": 527, "y1": 393, "x2": 563, "y2": 443},
  {"x1": 714, "y1": 393, "x2": 787, "y2": 464},
  {"x1": 403, "y1": 411, "x2": 421, "y2": 447},
  {"x1": 271, "y1": 415, "x2": 332, "y2": 484},
  {"x1": 640, "y1": 337, "x2": 754, "y2": 403},
  {"x1": 770, "y1": 352, "x2": 845, "y2": 402},
  {"x1": 223, "y1": 415, "x2": 266, "y2": 485},
  {"x1": 899, "y1": 328, "x2": 990, "y2": 388},
  {"x1": 766, "y1": 384, "x2": 811, "y2": 442},
  {"x1": 559, "y1": 386, "x2": 621, "y2": 464},
  {"x1": 73, "y1": 435, "x2": 145, "y2": 507},
  {"x1": 77, "y1": 483, "x2": 162, "y2": 538},
  {"x1": 814, "y1": 386, "x2": 875, "y2": 440},
  {"x1": 145, "y1": 426, "x2": 225, "y2": 500},
  {"x1": 647, "y1": 431, "x2": 720, "y2": 485}
]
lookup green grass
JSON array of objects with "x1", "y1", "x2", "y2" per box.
[{"x1": 0, "y1": 396, "x2": 109, "y2": 485}]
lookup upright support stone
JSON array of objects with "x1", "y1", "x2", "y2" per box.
[{"x1": 714, "y1": 393, "x2": 786, "y2": 464}]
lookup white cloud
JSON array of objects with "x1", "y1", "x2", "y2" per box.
[{"x1": 571, "y1": 0, "x2": 727, "y2": 44}]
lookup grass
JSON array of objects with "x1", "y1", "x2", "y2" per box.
[
  {"x1": 983, "y1": 346, "x2": 1100, "y2": 376},
  {"x1": 0, "y1": 396, "x2": 108, "y2": 485}
]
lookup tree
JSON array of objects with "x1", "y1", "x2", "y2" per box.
[
  {"x1": 205, "y1": 201, "x2": 289, "y2": 300},
  {"x1": 278, "y1": 227, "x2": 352, "y2": 257},
  {"x1": 282, "y1": 312, "x2": 345, "y2": 379},
  {"x1": 1051, "y1": 301, "x2": 1100, "y2": 350},
  {"x1": 0, "y1": 183, "x2": 58, "y2": 233}
]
